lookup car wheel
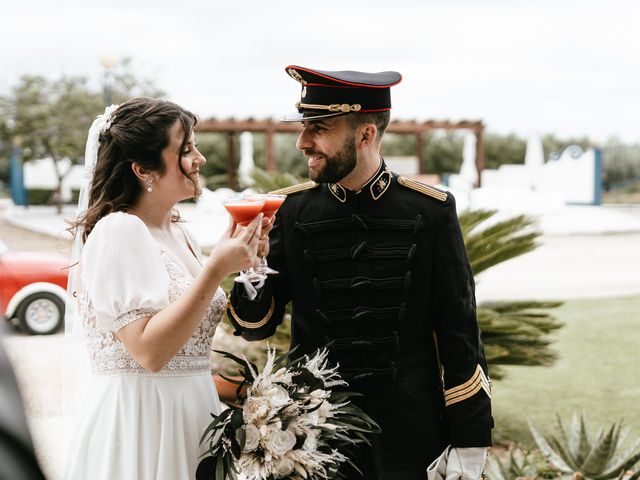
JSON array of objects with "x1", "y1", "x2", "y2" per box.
[{"x1": 16, "y1": 293, "x2": 65, "y2": 335}]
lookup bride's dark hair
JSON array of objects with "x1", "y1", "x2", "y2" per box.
[{"x1": 69, "y1": 97, "x2": 198, "y2": 242}]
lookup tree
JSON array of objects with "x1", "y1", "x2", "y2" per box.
[
  {"x1": 484, "y1": 133, "x2": 526, "y2": 169},
  {"x1": 0, "y1": 59, "x2": 163, "y2": 212}
]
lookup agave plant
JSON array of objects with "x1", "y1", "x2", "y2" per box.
[
  {"x1": 529, "y1": 414, "x2": 640, "y2": 480},
  {"x1": 486, "y1": 444, "x2": 549, "y2": 480}
]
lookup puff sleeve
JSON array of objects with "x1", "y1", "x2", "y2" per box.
[{"x1": 81, "y1": 212, "x2": 170, "y2": 331}]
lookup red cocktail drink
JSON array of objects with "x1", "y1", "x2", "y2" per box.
[
  {"x1": 262, "y1": 195, "x2": 286, "y2": 218},
  {"x1": 223, "y1": 199, "x2": 265, "y2": 226}
]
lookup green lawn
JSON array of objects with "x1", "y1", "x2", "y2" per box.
[{"x1": 492, "y1": 295, "x2": 640, "y2": 446}]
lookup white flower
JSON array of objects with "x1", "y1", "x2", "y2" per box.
[
  {"x1": 271, "y1": 457, "x2": 295, "y2": 478},
  {"x1": 243, "y1": 423, "x2": 260, "y2": 452},
  {"x1": 266, "y1": 428, "x2": 297, "y2": 456},
  {"x1": 309, "y1": 389, "x2": 327, "y2": 401},
  {"x1": 238, "y1": 453, "x2": 270, "y2": 480},
  {"x1": 302, "y1": 433, "x2": 318, "y2": 452},
  {"x1": 267, "y1": 384, "x2": 291, "y2": 408},
  {"x1": 317, "y1": 400, "x2": 335, "y2": 424},
  {"x1": 243, "y1": 396, "x2": 270, "y2": 423},
  {"x1": 303, "y1": 410, "x2": 320, "y2": 426}
]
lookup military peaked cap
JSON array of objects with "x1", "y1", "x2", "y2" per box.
[{"x1": 282, "y1": 65, "x2": 402, "y2": 122}]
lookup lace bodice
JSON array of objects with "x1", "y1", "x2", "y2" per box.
[{"x1": 79, "y1": 249, "x2": 226, "y2": 377}]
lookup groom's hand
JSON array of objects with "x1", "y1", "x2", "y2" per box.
[
  {"x1": 445, "y1": 447, "x2": 488, "y2": 480},
  {"x1": 257, "y1": 216, "x2": 274, "y2": 260}
]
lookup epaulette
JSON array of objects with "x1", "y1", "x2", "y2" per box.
[
  {"x1": 397, "y1": 176, "x2": 448, "y2": 202},
  {"x1": 269, "y1": 181, "x2": 319, "y2": 196}
]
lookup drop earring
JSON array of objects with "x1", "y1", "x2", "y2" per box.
[{"x1": 145, "y1": 177, "x2": 153, "y2": 193}]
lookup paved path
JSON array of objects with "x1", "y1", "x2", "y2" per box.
[
  {"x1": 475, "y1": 232, "x2": 640, "y2": 301},
  {"x1": 2, "y1": 215, "x2": 640, "y2": 479}
]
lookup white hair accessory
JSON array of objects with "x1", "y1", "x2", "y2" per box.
[
  {"x1": 101, "y1": 104, "x2": 118, "y2": 132},
  {"x1": 80, "y1": 104, "x2": 119, "y2": 191}
]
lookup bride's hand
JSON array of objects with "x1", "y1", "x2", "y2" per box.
[{"x1": 207, "y1": 215, "x2": 262, "y2": 275}]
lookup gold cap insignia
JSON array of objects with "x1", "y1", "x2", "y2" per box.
[{"x1": 287, "y1": 68, "x2": 306, "y2": 84}]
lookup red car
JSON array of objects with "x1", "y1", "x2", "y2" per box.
[{"x1": 0, "y1": 238, "x2": 69, "y2": 334}]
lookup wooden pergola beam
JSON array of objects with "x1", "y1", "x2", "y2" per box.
[
  {"x1": 197, "y1": 118, "x2": 484, "y2": 134},
  {"x1": 197, "y1": 118, "x2": 300, "y2": 133},
  {"x1": 196, "y1": 118, "x2": 485, "y2": 182}
]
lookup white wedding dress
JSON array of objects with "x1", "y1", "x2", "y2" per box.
[{"x1": 64, "y1": 212, "x2": 226, "y2": 480}]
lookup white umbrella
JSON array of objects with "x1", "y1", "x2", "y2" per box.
[
  {"x1": 459, "y1": 132, "x2": 478, "y2": 186},
  {"x1": 238, "y1": 132, "x2": 255, "y2": 188},
  {"x1": 524, "y1": 131, "x2": 545, "y2": 170}
]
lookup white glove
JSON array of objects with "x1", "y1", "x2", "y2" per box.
[
  {"x1": 236, "y1": 276, "x2": 265, "y2": 301},
  {"x1": 427, "y1": 446, "x2": 450, "y2": 480},
  {"x1": 445, "y1": 447, "x2": 488, "y2": 480}
]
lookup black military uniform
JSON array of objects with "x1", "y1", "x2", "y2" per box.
[{"x1": 228, "y1": 66, "x2": 493, "y2": 480}]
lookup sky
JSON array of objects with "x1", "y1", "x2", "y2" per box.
[{"x1": 2, "y1": 0, "x2": 639, "y2": 143}]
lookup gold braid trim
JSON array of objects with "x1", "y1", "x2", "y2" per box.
[
  {"x1": 295, "y1": 102, "x2": 362, "y2": 113},
  {"x1": 445, "y1": 365, "x2": 484, "y2": 396},
  {"x1": 397, "y1": 176, "x2": 448, "y2": 202},
  {"x1": 445, "y1": 381, "x2": 484, "y2": 406},
  {"x1": 269, "y1": 181, "x2": 318, "y2": 196},
  {"x1": 227, "y1": 297, "x2": 275, "y2": 330},
  {"x1": 444, "y1": 364, "x2": 491, "y2": 406}
]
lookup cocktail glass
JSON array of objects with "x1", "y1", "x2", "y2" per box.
[
  {"x1": 255, "y1": 194, "x2": 286, "y2": 275},
  {"x1": 221, "y1": 196, "x2": 266, "y2": 284}
]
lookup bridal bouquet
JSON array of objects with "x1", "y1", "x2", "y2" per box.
[{"x1": 197, "y1": 348, "x2": 379, "y2": 480}]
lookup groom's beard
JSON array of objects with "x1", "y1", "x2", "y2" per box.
[{"x1": 306, "y1": 133, "x2": 357, "y2": 184}]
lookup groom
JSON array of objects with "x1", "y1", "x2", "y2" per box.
[{"x1": 228, "y1": 65, "x2": 493, "y2": 479}]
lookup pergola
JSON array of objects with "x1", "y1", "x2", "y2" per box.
[{"x1": 196, "y1": 118, "x2": 485, "y2": 187}]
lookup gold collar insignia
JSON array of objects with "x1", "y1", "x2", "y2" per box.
[
  {"x1": 328, "y1": 182, "x2": 347, "y2": 203},
  {"x1": 328, "y1": 164, "x2": 392, "y2": 203},
  {"x1": 370, "y1": 167, "x2": 392, "y2": 200}
]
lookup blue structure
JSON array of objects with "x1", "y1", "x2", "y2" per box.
[
  {"x1": 9, "y1": 146, "x2": 28, "y2": 206},
  {"x1": 593, "y1": 147, "x2": 602, "y2": 205}
]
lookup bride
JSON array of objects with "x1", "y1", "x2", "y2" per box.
[{"x1": 64, "y1": 98, "x2": 264, "y2": 479}]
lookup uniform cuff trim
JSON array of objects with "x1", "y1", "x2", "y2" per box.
[{"x1": 445, "y1": 364, "x2": 491, "y2": 406}]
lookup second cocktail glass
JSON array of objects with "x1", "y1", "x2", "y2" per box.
[{"x1": 256, "y1": 194, "x2": 286, "y2": 275}]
